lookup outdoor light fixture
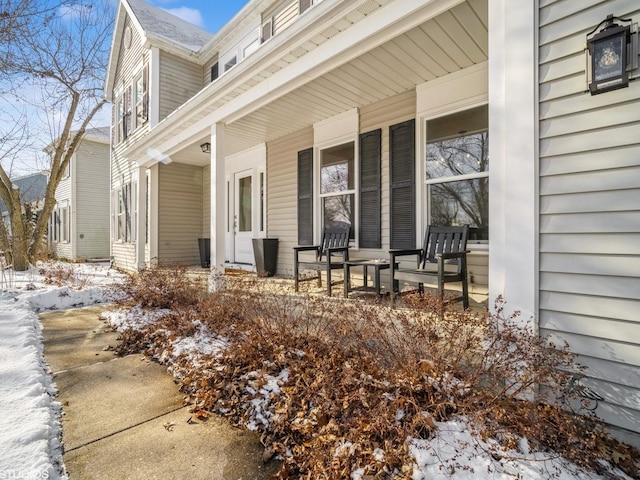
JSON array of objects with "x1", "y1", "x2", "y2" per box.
[
  {"x1": 200, "y1": 142, "x2": 211, "y2": 153},
  {"x1": 587, "y1": 14, "x2": 632, "y2": 95}
]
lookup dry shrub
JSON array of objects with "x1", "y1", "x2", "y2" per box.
[
  {"x1": 117, "y1": 264, "x2": 206, "y2": 309},
  {"x1": 112, "y1": 267, "x2": 640, "y2": 479},
  {"x1": 38, "y1": 262, "x2": 93, "y2": 288}
]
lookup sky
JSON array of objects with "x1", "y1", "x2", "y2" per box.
[
  {"x1": 1, "y1": 0, "x2": 249, "y2": 177},
  {"x1": 148, "y1": 0, "x2": 250, "y2": 33}
]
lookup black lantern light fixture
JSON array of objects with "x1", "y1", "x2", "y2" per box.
[
  {"x1": 587, "y1": 14, "x2": 632, "y2": 95},
  {"x1": 200, "y1": 142, "x2": 211, "y2": 153}
]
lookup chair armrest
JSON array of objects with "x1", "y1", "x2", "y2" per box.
[
  {"x1": 437, "y1": 250, "x2": 469, "y2": 260},
  {"x1": 389, "y1": 249, "x2": 422, "y2": 270},
  {"x1": 293, "y1": 245, "x2": 320, "y2": 253}
]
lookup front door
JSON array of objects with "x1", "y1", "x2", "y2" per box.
[{"x1": 234, "y1": 170, "x2": 254, "y2": 264}]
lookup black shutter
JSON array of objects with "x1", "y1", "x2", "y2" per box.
[
  {"x1": 211, "y1": 62, "x2": 219, "y2": 82},
  {"x1": 297, "y1": 148, "x2": 313, "y2": 245},
  {"x1": 359, "y1": 129, "x2": 381, "y2": 248},
  {"x1": 389, "y1": 119, "x2": 415, "y2": 249}
]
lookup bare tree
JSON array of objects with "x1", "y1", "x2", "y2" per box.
[{"x1": 0, "y1": 0, "x2": 114, "y2": 270}]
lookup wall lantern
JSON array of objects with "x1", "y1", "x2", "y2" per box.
[
  {"x1": 200, "y1": 142, "x2": 211, "y2": 153},
  {"x1": 587, "y1": 14, "x2": 632, "y2": 95}
]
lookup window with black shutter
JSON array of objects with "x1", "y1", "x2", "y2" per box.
[
  {"x1": 210, "y1": 62, "x2": 219, "y2": 82},
  {"x1": 297, "y1": 148, "x2": 313, "y2": 245},
  {"x1": 389, "y1": 119, "x2": 415, "y2": 249},
  {"x1": 359, "y1": 129, "x2": 381, "y2": 248}
]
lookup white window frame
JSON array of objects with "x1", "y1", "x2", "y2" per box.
[
  {"x1": 111, "y1": 180, "x2": 137, "y2": 243},
  {"x1": 423, "y1": 102, "x2": 489, "y2": 248},
  {"x1": 317, "y1": 140, "x2": 357, "y2": 243},
  {"x1": 312, "y1": 109, "x2": 359, "y2": 247}
]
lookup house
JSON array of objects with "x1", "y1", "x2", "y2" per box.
[
  {"x1": 47, "y1": 127, "x2": 111, "y2": 262},
  {"x1": 0, "y1": 171, "x2": 49, "y2": 226},
  {"x1": 105, "y1": 0, "x2": 640, "y2": 444}
]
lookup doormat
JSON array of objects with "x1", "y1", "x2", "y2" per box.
[{"x1": 224, "y1": 268, "x2": 254, "y2": 276}]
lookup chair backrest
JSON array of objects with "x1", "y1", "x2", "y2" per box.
[
  {"x1": 317, "y1": 221, "x2": 351, "y2": 261},
  {"x1": 420, "y1": 225, "x2": 469, "y2": 272}
]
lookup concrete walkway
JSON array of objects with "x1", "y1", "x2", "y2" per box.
[{"x1": 41, "y1": 307, "x2": 280, "y2": 480}]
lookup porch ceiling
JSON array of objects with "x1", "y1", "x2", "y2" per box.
[
  {"x1": 223, "y1": 0, "x2": 487, "y2": 155},
  {"x1": 136, "y1": 0, "x2": 487, "y2": 166}
]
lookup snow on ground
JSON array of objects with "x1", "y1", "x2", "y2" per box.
[
  {"x1": 0, "y1": 262, "x2": 634, "y2": 479},
  {"x1": 0, "y1": 262, "x2": 120, "y2": 480}
]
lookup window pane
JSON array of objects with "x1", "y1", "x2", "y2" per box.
[
  {"x1": 426, "y1": 132, "x2": 489, "y2": 180},
  {"x1": 321, "y1": 143, "x2": 354, "y2": 194},
  {"x1": 430, "y1": 178, "x2": 488, "y2": 241},
  {"x1": 322, "y1": 194, "x2": 353, "y2": 230},
  {"x1": 238, "y1": 176, "x2": 252, "y2": 232}
]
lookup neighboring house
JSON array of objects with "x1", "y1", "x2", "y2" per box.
[
  {"x1": 0, "y1": 171, "x2": 49, "y2": 226},
  {"x1": 105, "y1": 0, "x2": 640, "y2": 443},
  {"x1": 48, "y1": 127, "x2": 111, "y2": 261}
]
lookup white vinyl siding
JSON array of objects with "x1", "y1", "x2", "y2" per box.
[
  {"x1": 74, "y1": 140, "x2": 110, "y2": 260},
  {"x1": 157, "y1": 163, "x2": 205, "y2": 265},
  {"x1": 267, "y1": 127, "x2": 314, "y2": 276},
  {"x1": 538, "y1": 0, "x2": 640, "y2": 436},
  {"x1": 158, "y1": 51, "x2": 203, "y2": 121}
]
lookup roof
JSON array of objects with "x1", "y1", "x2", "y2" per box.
[
  {"x1": 82, "y1": 126, "x2": 110, "y2": 144},
  {"x1": 0, "y1": 171, "x2": 49, "y2": 214},
  {"x1": 125, "y1": 0, "x2": 213, "y2": 52}
]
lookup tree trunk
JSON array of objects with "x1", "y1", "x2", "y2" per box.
[{"x1": 8, "y1": 193, "x2": 30, "y2": 271}]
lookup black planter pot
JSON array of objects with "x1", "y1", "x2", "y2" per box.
[{"x1": 252, "y1": 238, "x2": 278, "y2": 277}]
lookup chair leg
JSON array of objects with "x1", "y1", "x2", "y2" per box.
[
  {"x1": 326, "y1": 266, "x2": 332, "y2": 297},
  {"x1": 462, "y1": 278, "x2": 469, "y2": 309},
  {"x1": 294, "y1": 259, "x2": 299, "y2": 292},
  {"x1": 317, "y1": 271, "x2": 322, "y2": 288}
]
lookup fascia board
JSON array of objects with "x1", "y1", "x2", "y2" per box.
[{"x1": 104, "y1": 1, "x2": 126, "y2": 101}]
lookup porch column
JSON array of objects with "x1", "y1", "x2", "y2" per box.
[
  {"x1": 148, "y1": 164, "x2": 159, "y2": 267},
  {"x1": 135, "y1": 166, "x2": 147, "y2": 271},
  {"x1": 488, "y1": 0, "x2": 538, "y2": 326},
  {"x1": 209, "y1": 123, "x2": 226, "y2": 290}
]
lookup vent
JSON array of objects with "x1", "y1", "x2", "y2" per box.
[
  {"x1": 289, "y1": 46, "x2": 308, "y2": 58},
  {"x1": 357, "y1": 0, "x2": 379, "y2": 16},
  {"x1": 319, "y1": 26, "x2": 340, "y2": 39}
]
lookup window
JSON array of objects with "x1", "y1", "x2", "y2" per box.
[
  {"x1": 112, "y1": 181, "x2": 137, "y2": 243},
  {"x1": 210, "y1": 62, "x2": 219, "y2": 82},
  {"x1": 61, "y1": 206, "x2": 69, "y2": 243},
  {"x1": 113, "y1": 95, "x2": 123, "y2": 145},
  {"x1": 134, "y1": 65, "x2": 148, "y2": 128},
  {"x1": 63, "y1": 157, "x2": 71, "y2": 179},
  {"x1": 425, "y1": 105, "x2": 488, "y2": 242},
  {"x1": 224, "y1": 56, "x2": 237, "y2": 72},
  {"x1": 112, "y1": 63, "x2": 148, "y2": 146},
  {"x1": 297, "y1": 130, "x2": 381, "y2": 247},
  {"x1": 261, "y1": 18, "x2": 273, "y2": 42},
  {"x1": 123, "y1": 85, "x2": 132, "y2": 140},
  {"x1": 300, "y1": 0, "x2": 323, "y2": 14},
  {"x1": 320, "y1": 142, "x2": 355, "y2": 238},
  {"x1": 51, "y1": 205, "x2": 70, "y2": 243}
]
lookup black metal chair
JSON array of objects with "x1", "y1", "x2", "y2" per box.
[
  {"x1": 293, "y1": 222, "x2": 350, "y2": 296},
  {"x1": 390, "y1": 225, "x2": 469, "y2": 309}
]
